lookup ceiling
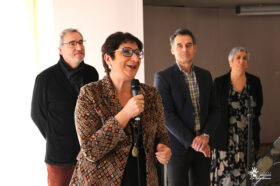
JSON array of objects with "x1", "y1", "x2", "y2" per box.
[{"x1": 143, "y1": 0, "x2": 280, "y2": 8}]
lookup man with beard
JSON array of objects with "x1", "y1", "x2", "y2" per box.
[{"x1": 31, "y1": 28, "x2": 99, "y2": 186}]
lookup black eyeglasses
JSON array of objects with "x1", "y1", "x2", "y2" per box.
[
  {"x1": 62, "y1": 40, "x2": 86, "y2": 48},
  {"x1": 113, "y1": 47, "x2": 144, "y2": 59}
]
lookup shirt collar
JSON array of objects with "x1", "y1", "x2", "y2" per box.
[{"x1": 176, "y1": 62, "x2": 194, "y2": 75}]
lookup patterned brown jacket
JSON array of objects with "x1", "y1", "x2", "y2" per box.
[{"x1": 70, "y1": 76, "x2": 170, "y2": 186}]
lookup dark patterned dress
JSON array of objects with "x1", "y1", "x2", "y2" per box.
[{"x1": 210, "y1": 83, "x2": 256, "y2": 186}]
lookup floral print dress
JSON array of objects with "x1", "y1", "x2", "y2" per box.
[{"x1": 210, "y1": 83, "x2": 256, "y2": 186}]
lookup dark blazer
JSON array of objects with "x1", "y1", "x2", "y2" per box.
[
  {"x1": 31, "y1": 62, "x2": 98, "y2": 166},
  {"x1": 154, "y1": 63, "x2": 219, "y2": 155},
  {"x1": 211, "y1": 72, "x2": 263, "y2": 151}
]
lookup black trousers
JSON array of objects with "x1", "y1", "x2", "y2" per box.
[{"x1": 167, "y1": 148, "x2": 210, "y2": 186}]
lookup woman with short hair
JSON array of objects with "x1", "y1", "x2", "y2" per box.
[{"x1": 210, "y1": 47, "x2": 263, "y2": 185}]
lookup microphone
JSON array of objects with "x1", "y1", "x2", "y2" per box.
[
  {"x1": 131, "y1": 78, "x2": 144, "y2": 186},
  {"x1": 131, "y1": 79, "x2": 140, "y2": 97},
  {"x1": 245, "y1": 97, "x2": 255, "y2": 185},
  {"x1": 131, "y1": 79, "x2": 141, "y2": 121}
]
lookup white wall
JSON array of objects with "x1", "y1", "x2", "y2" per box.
[
  {"x1": 52, "y1": 0, "x2": 145, "y2": 82},
  {"x1": 0, "y1": 1, "x2": 48, "y2": 186},
  {"x1": 0, "y1": 1, "x2": 144, "y2": 185}
]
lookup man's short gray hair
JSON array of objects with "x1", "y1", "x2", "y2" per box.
[
  {"x1": 228, "y1": 46, "x2": 250, "y2": 62},
  {"x1": 59, "y1": 28, "x2": 83, "y2": 46}
]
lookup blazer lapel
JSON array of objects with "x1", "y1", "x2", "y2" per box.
[
  {"x1": 194, "y1": 66, "x2": 203, "y2": 109},
  {"x1": 102, "y1": 76, "x2": 123, "y2": 115},
  {"x1": 172, "y1": 64, "x2": 193, "y2": 109}
]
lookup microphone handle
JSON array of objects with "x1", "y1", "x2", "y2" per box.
[
  {"x1": 132, "y1": 89, "x2": 139, "y2": 97},
  {"x1": 131, "y1": 84, "x2": 140, "y2": 120}
]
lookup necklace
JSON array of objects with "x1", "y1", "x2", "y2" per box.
[
  {"x1": 132, "y1": 143, "x2": 138, "y2": 157},
  {"x1": 129, "y1": 120, "x2": 138, "y2": 157}
]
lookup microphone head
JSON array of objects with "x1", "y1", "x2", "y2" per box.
[
  {"x1": 245, "y1": 99, "x2": 250, "y2": 108},
  {"x1": 131, "y1": 79, "x2": 140, "y2": 96},
  {"x1": 245, "y1": 97, "x2": 256, "y2": 108}
]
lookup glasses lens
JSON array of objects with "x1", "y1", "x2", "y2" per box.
[
  {"x1": 68, "y1": 41, "x2": 76, "y2": 47},
  {"x1": 122, "y1": 47, "x2": 133, "y2": 57},
  {"x1": 77, "y1": 40, "x2": 85, "y2": 45},
  {"x1": 65, "y1": 40, "x2": 85, "y2": 48},
  {"x1": 134, "y1": 49, "x2": 142, "y2": 56}
]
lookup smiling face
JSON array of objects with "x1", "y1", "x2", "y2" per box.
[
  {"x1": 105, "y1": 41, "x2": 141, "y2": 81},
  {"x1": 229, "y1": 51, "x2": 248, "y2": 73},
  {"x1": 59, "y1": 32, "x2": 85, "y2": 68},
  {"x1": 171, "y1": 34, "x2": 197, "y2": 66}
]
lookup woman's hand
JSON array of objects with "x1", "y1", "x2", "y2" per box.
[
  {"x1": 115, "y1": 94, "x2": 144, "y2": 128},
  {"x1": 155, "y1": 143, "x2": 172, "y2": 164},
  {"x1": 123, "y1": 94, "x2": 144, "y2": 118}
]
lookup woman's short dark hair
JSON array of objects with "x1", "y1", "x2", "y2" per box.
[{"x1": 101, "y1": 32, "x2": 143, "y2": 75}]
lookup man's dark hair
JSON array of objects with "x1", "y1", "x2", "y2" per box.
[
  {"x1": 101, "y1": 32, "x2": 143, "y2": 75},
  {"x1": 170, "y1": 28, "x2": 196, "y2": 46}
]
